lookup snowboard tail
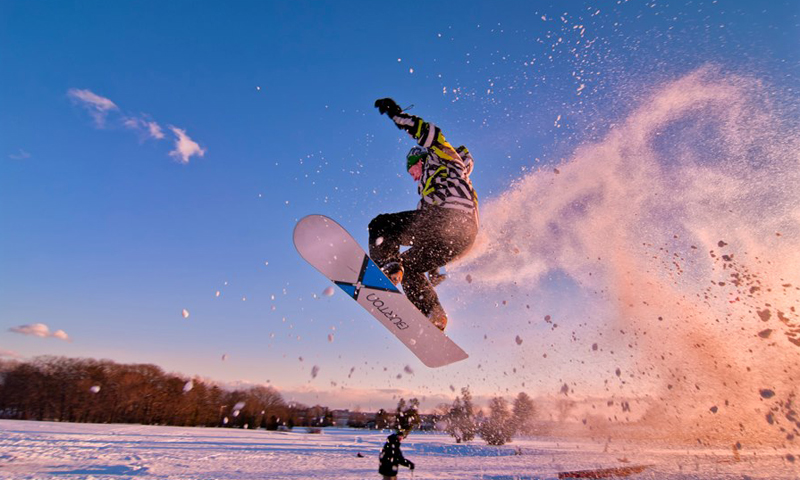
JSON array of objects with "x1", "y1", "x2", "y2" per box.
[{"x1": 293, "y1": 214, "x2": 468, "y2": 368}]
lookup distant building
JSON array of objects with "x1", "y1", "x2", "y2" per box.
[{"x1": 331, "y1": 409, "x2": 351, "y2": 427}]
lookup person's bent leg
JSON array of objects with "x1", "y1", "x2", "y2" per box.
[{"x1": 368, "y1": 211, "x2": 418, "y2": 266}]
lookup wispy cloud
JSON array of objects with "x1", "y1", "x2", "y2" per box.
[
  {"x1": 0, "y1": 349, "x2": 22, "y2": 358},
  {"x1": 169, "y1": 126, "x2": 206, "y2": 164},
  {"x1": 147, "y1": 121, "x2": 165, "y2": 140},
  {"x1": 9, "y1": 323, "x2": 71, "y2": 342},
  {"x1": 68, "y1": 88, "x2": 118, "y2": 127},
  {"x1": 8, "y1": 149, "x2": 31, "y2": 160},
  {"x1": 123, "y1": 116, "x2": 166, "y2": 140},
  {"x1": 68, "y1": 88, "x2": 205, "y2": 162}
]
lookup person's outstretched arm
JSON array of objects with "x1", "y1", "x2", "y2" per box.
[{"x1": 374, "y1": 98, "x2": 464, "y2": 167}]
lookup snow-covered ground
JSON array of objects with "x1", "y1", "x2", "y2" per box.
[{"x1": 0, "y1": 420, "x2": 796, "y2": 479}]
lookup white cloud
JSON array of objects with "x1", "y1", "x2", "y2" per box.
[
  {"x1": 169, "y1": 126, "x2": 206, "y2": 164},
  {"x1": 122, "y1": 116, "x2": 166, "y2": 141},
  {"x1": 68, "y1": 88, "x2": 203, "y2": 163},
  {"x1": 0, "y1": 349, "x2": 22, "y2": 358},
  {"x1": 9, "y1": 323, "x2": 71, "y2": 341},
  {"x1": 122, "y1": 117, "x2": 140, "y2": 130},
  {"x1": 68, "y1": 88, "x2": 118, "y2": 127},
  {"x1": 51, "y1": 330, "x2": 70, "y2": 341},
  {"x1": 8, "y1": 149, "x2": 31, "y2": 160},
  {"x1": 10, "y1": 323, "x2": 50, "y2": 337},
  {"x1": 147, "y1": 121, "x2": 165, "y2": 140}
]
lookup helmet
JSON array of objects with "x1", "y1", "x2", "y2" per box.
[{"x1": 406, "y1": 146, "x2": 427, "y2": 171}]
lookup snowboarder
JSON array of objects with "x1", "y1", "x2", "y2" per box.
[
  {"x1": 378, "y1": 432, "x2": 415, "y2": 479},
  {"x1": 370, "y1": 98, "x2": 479, "y2": 330}
]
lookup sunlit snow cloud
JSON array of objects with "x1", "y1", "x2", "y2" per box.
[
  {"x1": 68, "y1": 88, "x2": 118, "y2": 127},
  {"x1": 9, "y1": 323, "x2": 71, "y2": 342},
  {"x1": 455, "y1": 66, "x2": 800, "y2": 440},
  {"x1": 168, "y1": 126, "x2": 206, "y2": 164},
  {"x1": 68, "y1": 88, "x2": 204, "y2": 163}
]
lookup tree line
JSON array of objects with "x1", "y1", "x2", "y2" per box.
[
  {"x1": 437, "y1": 387, "x2": 539, "y2": 445},
  {"x1": 0, "y1": 356, "x2": 295, "y2": 428},
  {"x1": 0, "y1": 356, "x2": 538, "y2": 445}
]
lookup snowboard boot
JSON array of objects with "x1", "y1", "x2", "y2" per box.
[
  {"x1": 428, "y1": 268, "x2": 447, "y2": 287},
  {"x1": 428, "y1": 305, "x2": 448, "y2": 331},
  {"x1": 381, "y1": 261, "x2": 404, "y2": 286}
]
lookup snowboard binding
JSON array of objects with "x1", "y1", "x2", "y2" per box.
[
  {"x1": 428, "y1": 305, "x2": 448, "y2": 331},
  {"x1": 381, "y1": 261, "x2": 404, "y2": 286},
  {"x1": 427, "y1": 269, "x2": 447, "y2": 287}
]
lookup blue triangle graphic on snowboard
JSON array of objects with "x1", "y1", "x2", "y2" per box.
[
  {"x1": 335, "y1": 282, "x2": 358, "y2": 299},
  {"x1": 361, "y1": 259, "x2": 400, "y2": 293}
]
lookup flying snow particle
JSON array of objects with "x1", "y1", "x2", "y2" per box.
[
  {"x1": 409, "y1": 68, "x2": 414, "y2": 74},
  {"x1": 404, "y1": 365, "x2": 414, "y2": 374},
  {"x1": 328, "y1": 333, "x2": 334, "y2": 342},
  {"x1": 322, "y1": 286, "x2": 335, "y2": 297},
  {"x1": 234, "y1": 401, "x2": 246, "y2": 411},
  {"x1": 182, "y1": 309, "x2": 190, "y2": 319},
  {"x1": 215, "y1": 291, "x2": 220, "y2": 297},
  {"x1": 264, "y1": 261, "x2": 269, "y2": 266},
  {"x1": 515, "y1": 335, "x2": 523, "y2": 345},
  {"x1": 256, "y1": 86, "x2": 261, "y2": 91},
  {"x1": 223, "y1": 416, "x2": 229, "y2": 424},
  {"x1": 221, "y1": 354, "x2": 228, "y2": 361},
  {"x1": 311, "y1": 365, "x2": 320, "y2": 378},
  {"x1": 465, "y1": 274, "x2": 473, "y2": 283},
  {"x1": 183, "y1": 380, "x2": 194, "y2": 393},
  {"x1": 375, "y1": 236, "x2": 384, "y2": 246},
  {"x1": 759, "y1": 389, "x2": 775, "y2": 399},
  {"x1": 560, "y1": 383, "x2": 569, "y2": 395},
  {"x1": 89, "y1": 385, "x2": 101, "y2": 394}
]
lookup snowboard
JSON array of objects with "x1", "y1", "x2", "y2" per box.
[{"x1": 293, "y1": 214, "x2": 468, "y2": 368}]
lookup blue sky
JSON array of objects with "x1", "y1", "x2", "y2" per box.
[{"x1": 1, "y1": 0, "x2": 798, "y2": 410}]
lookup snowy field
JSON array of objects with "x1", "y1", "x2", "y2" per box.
[{"x1": 0, "y1": 420, "x2": 796, "y2": 479}]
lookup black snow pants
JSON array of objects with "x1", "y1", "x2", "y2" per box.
[{"x1": 368, "y1": 207, "x2": 478, "y2": 316}]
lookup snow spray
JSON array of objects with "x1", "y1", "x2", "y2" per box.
[{"x1": 457, "y1": 66, "x2": 800, "y2": 445}]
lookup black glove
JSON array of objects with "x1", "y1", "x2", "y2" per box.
[
  {"x1": 408, "y1": 461, "x2": 415, "y2": 470},
  {"x1": 375, "y1": 98, "x2": 401, "y2": 117}
]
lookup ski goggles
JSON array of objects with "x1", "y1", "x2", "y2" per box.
[{"x1": 406, "y1": 153, "x2": 425, "y2": 171}]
